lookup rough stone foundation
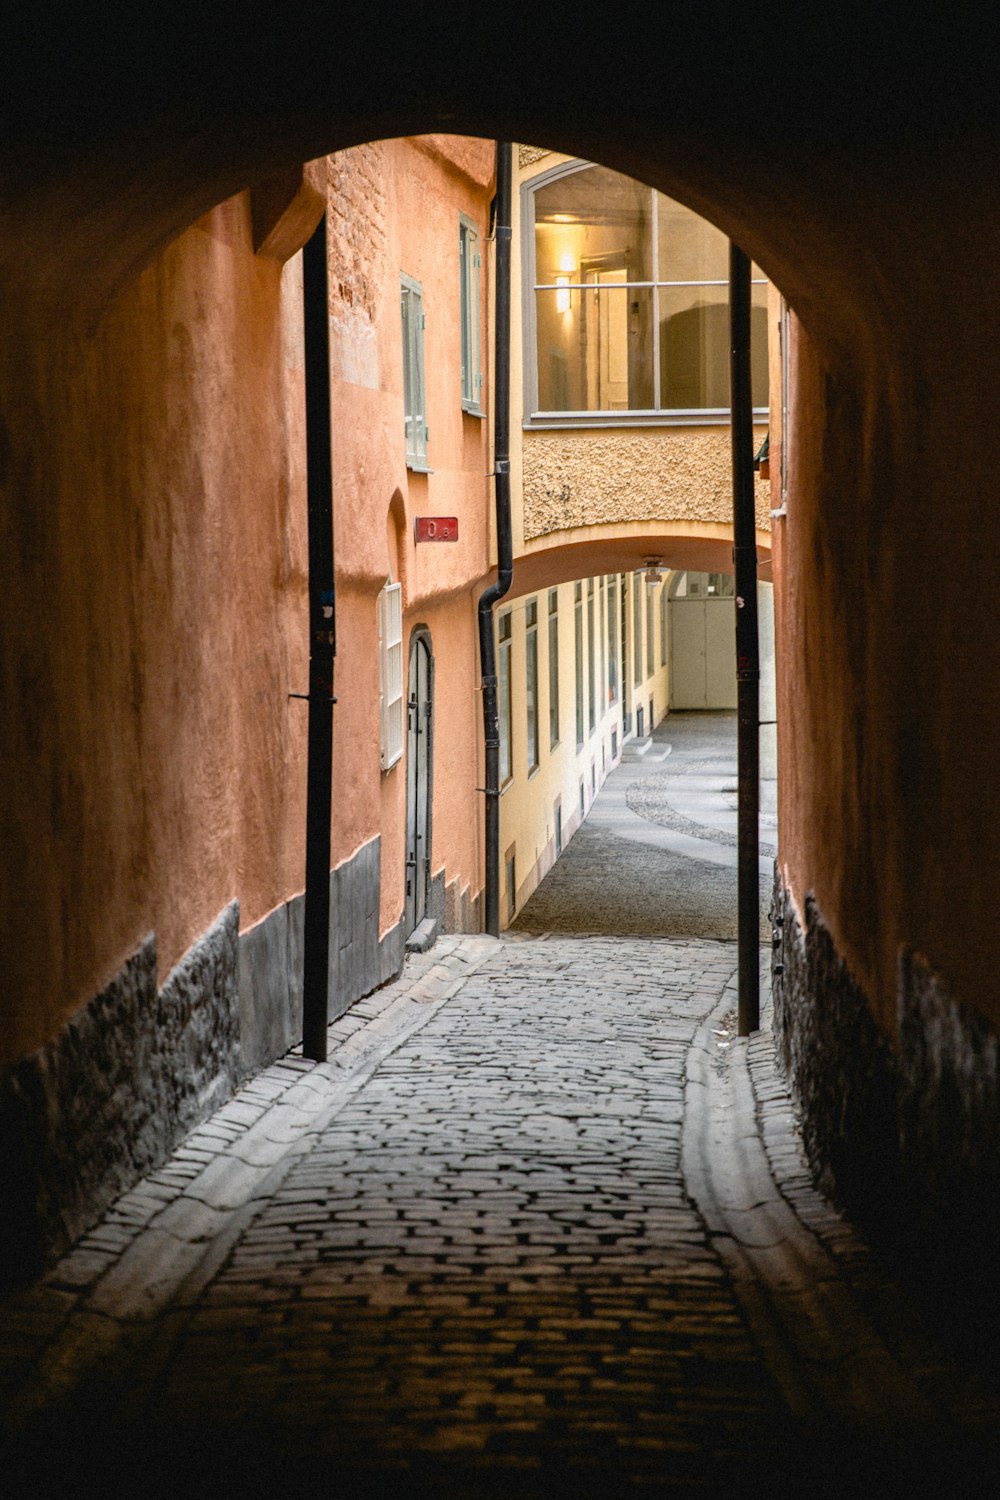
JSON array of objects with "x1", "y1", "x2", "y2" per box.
[
  {"x1": 772, "y1": 874, "x2": 1000, "y2": 1319},
  {"x1": 0, "y1": 903, "x2": 240, "y2": 1289},
  {"x1": 1, "y1": 835, "x2": 471, "y2": 1287}
]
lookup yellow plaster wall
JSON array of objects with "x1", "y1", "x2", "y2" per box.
[{"x1": 498, "y1": 571, "x2": 670, "y2": 924}]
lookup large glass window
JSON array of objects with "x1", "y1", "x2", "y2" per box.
[
  {"x1": 528, "y1": 162, "x2": 768, "y2": 418},
  {"x1": 525, "y1": 599, "x2": 539, "y2": 774}
]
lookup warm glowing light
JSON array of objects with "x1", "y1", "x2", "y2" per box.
[{"x1": 556, "y1": 275, "x2": 571, "y2": 314}]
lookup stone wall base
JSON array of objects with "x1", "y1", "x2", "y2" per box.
[
  {"x1": 2, "y1": 834, "x2": 456, "y2": 1289},
  {"x1": 1, "y1": 903, "x2": 240, "y2": 1290},
  {"x1": 772, "y1": 873, "x2": 1000, "y2": 1332}
]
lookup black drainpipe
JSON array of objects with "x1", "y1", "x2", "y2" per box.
[
  {"x1": 729, "y1": 241, "x2": 760, "y2": 1036},
  {"x1": 477, "y1": 141, "x2": 513, "y2": 936},
  {"x1": 301, "y1": 214, "x2": 336, "y2": 1062}
]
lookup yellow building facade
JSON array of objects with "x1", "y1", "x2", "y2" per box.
[{"x1": 497, "y1": 147, "x2": 772, "y2": 923}]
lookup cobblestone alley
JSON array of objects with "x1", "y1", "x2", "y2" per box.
[{"x1": 2, "y1": 722, "x2": 998, "y2": 1498}]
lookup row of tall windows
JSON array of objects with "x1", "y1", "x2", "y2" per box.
[
  {"x1": 498, "y1": 574, "x2": 667, "y2": 785},
  {"x1": 400, "y1": 216, "x2": 483, "y2": 469}
]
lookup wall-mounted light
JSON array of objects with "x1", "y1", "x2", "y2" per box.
[
  {"x1": 556, "y1": 275, "x2": 571, "y2": 314},
  {"x1": 644, "y1": 558, "x2": 665, "y2": 586}
]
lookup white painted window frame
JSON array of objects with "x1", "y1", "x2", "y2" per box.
[
  {"x1": 378, "y1": 582, "x2": 404, "y2": 770},
  {"x1": 400, "y1": 274, "x2": 429, "y2": 469},
  {"x1": 459, "y1": 215, "x2": 483, "y2": 415}
]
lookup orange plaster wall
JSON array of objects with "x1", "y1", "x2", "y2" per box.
[
  {"x1": 325, "y1": 137, "x2": 494, "y2": 939},
  {"x1": 775, "y1": 236, "x2": 1000, "y2": 1037},
  {"x1": 0, "y1": 193, "x2": 311, "y2": 1067}
]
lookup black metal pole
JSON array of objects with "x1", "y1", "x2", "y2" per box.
[
  {"x1": 729, "y1": 242, "x2": 760, "y2": 1036},
  {"x1": 477, "y1": 141, "x2": 513, "y2": 936},
  {"x1": 302, "y1": 215, "x2": 336, "y2": 1061}
]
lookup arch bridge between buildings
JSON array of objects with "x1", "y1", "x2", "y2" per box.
[{"x1": 498, "y1": 521, "x2": 772, "y2": 603}]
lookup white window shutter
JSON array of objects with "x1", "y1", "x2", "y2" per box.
[{"x1": 379, "y1": 583, "x2": 404, "y2": 769}]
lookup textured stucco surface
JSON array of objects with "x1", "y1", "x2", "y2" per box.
[{"x1": 522, "y1": 428, "x2": 771, "y2": 540}]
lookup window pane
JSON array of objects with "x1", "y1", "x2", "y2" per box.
[
  {"x1": 499, "y1": 639, "x2": 512, "y2": 783},
  {"x1": 536, "y1": 285, "x2": 654, "y2": 411},
  {"x1": 659, "y1": 284, "x2": 730, "y2": 409},
  {"x1": 535, "y1": 165, "x2": 653, "y2": 285},
  {"x1": 575, "y1": 592, "x2": 584, "y2": 746},
  {"x1": 459, "y1": 228, "x2": 471, "y2": 397},
  {"x1": 526, "y1": 619, "x2": 539, "y2": 773},
  {"x1": 633, "y1": 573, "x2": 643, "y2": 686},
  {"x1": 656, "y1": 194, "x2": 728, "y2": 282},
  {"x1": 607, "y1": 576, "x2": 618, "y2": 705},
  {"x1": 401, "y1": 287, "x2": 413, "y2": 430},
  {"x1": 587, "y1": 582, "x2": 595, "y2": 734},
  {"x1": 549, "y1": 605, "x2": 559, "y2": 748}
]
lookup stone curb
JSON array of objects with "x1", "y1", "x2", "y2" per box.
[
  {"x1": 0, "y1": 934, "x2": 500, "y2": 1430},
  {"x1": 682, "y1": 959, "x2": 941, "y2": 1433}
]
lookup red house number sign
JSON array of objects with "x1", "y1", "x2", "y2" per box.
[{"x1": 414, "y1": 516, "x2": 458, "y2": 543}]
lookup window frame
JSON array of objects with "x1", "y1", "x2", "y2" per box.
[
  {"x1": 400, "y1": 273, "x2": 429, "y2": 470},
  {"x1": 607, "y1": 574, "x2": 619, "y2": 706},
  {"x1": 574, "y1": 582, "x2": 584, "y2": 749},
  {"x1": 633, "y1": 572, "x2": 643, "y2": 687},
  {"x1": 378, "y1": 582, "x2": 404, "y2": 771},
  {"x1": 586, "y1": 579, "x2": 596, "y2": 736},
  {"x1": 525, "y1": 598, "x2": 540, "y2": 775},
  {"x1": 548, "y1": 589, "x2": 560, "y2": 749},
  {"x1": 522, "y1": 157, "x2": 769, "y2": 428},
  {"x1": 498, "y1": 609, "x2": 513, "y2": 786},
  {"x1": 459, "y1": 215, "x2": 484, "y2": 416}
]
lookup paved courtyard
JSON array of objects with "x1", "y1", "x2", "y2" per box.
[
  {"x1": 513, "y1": 713, "x2": 774, "y2": 940},
  {"x1": 3, "y1": 718, "x2": 999, "y2": 1497}
]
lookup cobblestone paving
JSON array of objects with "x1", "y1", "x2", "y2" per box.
[
  {"x1": 5, "y1": 728, "x2": 1000, "y2": 1500},
  {"x1": 5, "y1": 933, "x2": 999, "y2": 1498},
  {"x1": 513, "y1": 715, "x2": 771, "y2": 942},
  {"x1": 512, "y1": 829, "x2": 772, "y2": 942}
]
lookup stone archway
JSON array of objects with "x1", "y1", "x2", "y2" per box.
[{"x1": 3, "y1": 5, "x2": 1000, "y2": 1289}]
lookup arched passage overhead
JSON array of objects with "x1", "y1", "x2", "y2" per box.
[
  {"x1": 487, "y1": 522, "x2": 772, "y2": 604},
  {"x1": 2, "y1": 4, "x2": 1000, "y2": 1291},
  {"x1": 2, "y1": 14, "x2": 997, "y2": 1009}
]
